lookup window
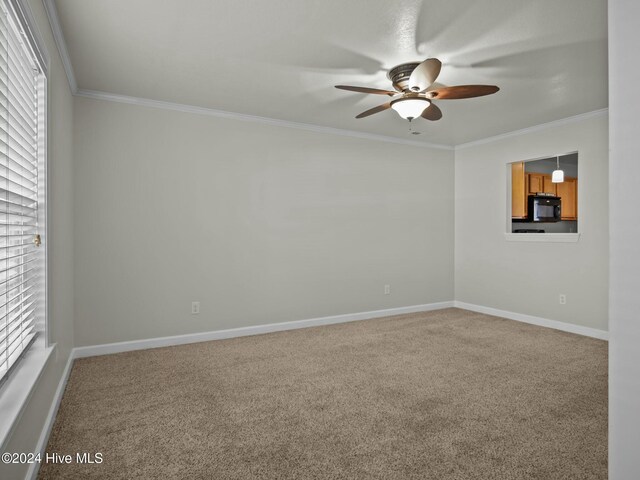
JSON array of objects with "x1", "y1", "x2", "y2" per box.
[
  {"x1": 508, "y1": 153, "x2": 579, "y2": 239},
  {"x1": 0, "y1": 0, "x2": 46, "y2": 383}
]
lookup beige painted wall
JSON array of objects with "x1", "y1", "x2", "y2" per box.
[
  {"x1": 72, "y1": 97, "x2": 455, "y2": 346},
  {"x1": 455, "y1": 113, "x2": 609, "y2": 331},
  {"x1": 0, "y1": 0, "x2": 75, "y2": 478},
  {"x1": 609, "y1": 0, "x2": 640, "y2": 476}
]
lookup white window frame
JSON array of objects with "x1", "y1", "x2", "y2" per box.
[
  {"x1": 0, "y1": 0, "x2": 53, "y2": 452},
  {"x1": 505, "y1": 151, "x2": 581, "y2": 243}
]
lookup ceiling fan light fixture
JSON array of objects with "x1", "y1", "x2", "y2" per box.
[
  {"x1": 336, "y1": 57, "x2": 499, "y2": 122},
  {"x1": 390, "y1": 97, "x2": 431, "y2": 120}
]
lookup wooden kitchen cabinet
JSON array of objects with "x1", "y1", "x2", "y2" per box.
[
  {"x1": 511, "y1": 162, "x2": 526, "y2": 219},
  {"x1": 527, "y1": 173, "x2": 544, "y2": 195},
  {"x1": 555, "y1": 177, "x2": 578, "y2": 220},
  {"x1": 527, "y1": 173, "x2": 557, "y2": 195},
  {"x1": 542, "y1": 176, "x2": 557, "y2": 195}
]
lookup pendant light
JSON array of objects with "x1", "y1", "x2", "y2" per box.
[{"x1": 552, "y1": 156, "x2": 564, "y2": 183}]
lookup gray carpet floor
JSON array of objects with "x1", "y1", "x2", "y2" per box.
[{"x1": 39, "y1": 308, "x2": 608, "y2": 479}]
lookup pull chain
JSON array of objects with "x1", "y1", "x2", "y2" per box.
[{"x1": 408, "y1": 118, "x2": 420, "y2": 135}]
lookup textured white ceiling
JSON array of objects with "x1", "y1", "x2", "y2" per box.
[{"x1": 54, "y1": 0, "x2": 608, "y2": 146}]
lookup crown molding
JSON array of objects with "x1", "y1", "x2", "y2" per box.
[
  {"x1": 40, "y1": 0, "x2": 452, "y2": 150},
  {"x1": 42, "y1": 0, "x2": 607, "y2": 150},
  {"x1": 42, "y1": 0, "x2": 77, "y2": 93},
  {"x1": 455, "y1": 108, "x2": 609, "y2": 150},
  {"x1": 75, "y1": 89, "x2": 454, "y2": 150}
]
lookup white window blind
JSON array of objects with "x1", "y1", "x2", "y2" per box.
[{"x1": 0, "y1": 0, "x2": 45, "y2": 382}]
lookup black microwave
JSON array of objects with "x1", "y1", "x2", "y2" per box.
[{"x1": 527, "y1": 195, "x2": 561, "y2": 222}]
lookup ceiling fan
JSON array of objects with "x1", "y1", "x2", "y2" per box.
[{"x1": 335, "y1": 58, "x2": 499, "y2": 122}]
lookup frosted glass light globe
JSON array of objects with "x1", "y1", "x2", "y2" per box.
[
  {"x1": 391, "y1": 98, "x2": 431, "y2": 120},
  {"x1": 552, "y1": 169, "x2": 565, "y2": 183}
]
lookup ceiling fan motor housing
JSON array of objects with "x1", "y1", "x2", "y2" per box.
[{"x1": 388, "y1": 63, "x2": 420, "y2": 92}]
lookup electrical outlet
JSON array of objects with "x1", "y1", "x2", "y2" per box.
[
  {"x1": 559, "y1": 294, "x2": 566, "y2": 305},
  {"x1": 384, "y1": 284, "x2": 391, "y2": 295},
  {"x1": 191, "y1": 301, "x2": 200, "y2": 314}
]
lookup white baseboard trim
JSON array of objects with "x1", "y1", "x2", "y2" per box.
[
  {"x1": 453, "y1": 301, "x2": 609, "y2": 340},
  {"x1": 73, "y1": 301, "x2": 455, "y2": 359},
  {"x1": 26, "y1": 350, "x2": 75, "y2": 480}
]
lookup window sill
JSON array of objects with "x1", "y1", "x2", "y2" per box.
[
  {"x1": 0, "y1": 337, "x2": 55, "y2": 451},
  {"x1": 504, "y1": 233, "x2": 581, "y2": 243}
]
